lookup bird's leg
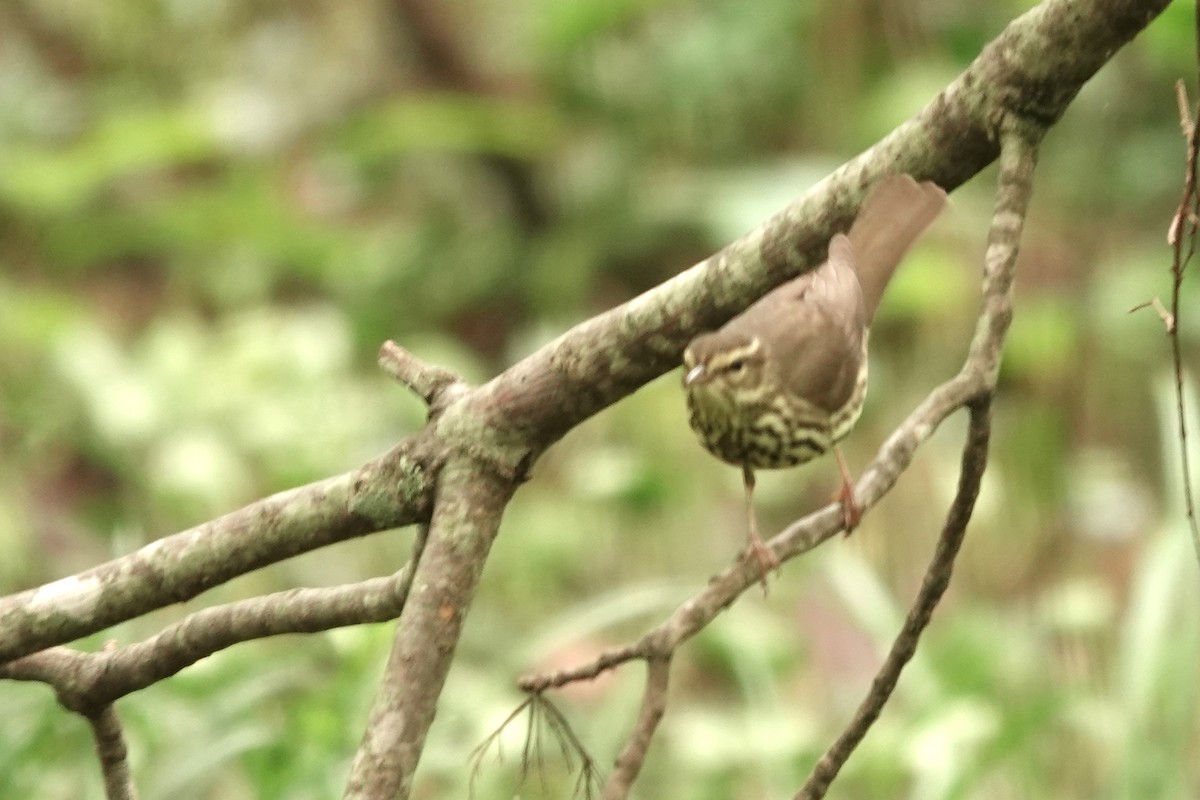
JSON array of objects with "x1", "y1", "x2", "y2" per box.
[
  {"x1": 833, "y1": 446, "x2": 861, "y2": 533},
  {"x1": 742, "y1": 465, "x2": 778, "y2": 594}
]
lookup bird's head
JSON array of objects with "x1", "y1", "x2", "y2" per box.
[{"x1": 682, "y1": 332, "x2": 769, "y2": 403}]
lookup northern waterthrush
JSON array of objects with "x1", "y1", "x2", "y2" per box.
[{"x1": 682, "y1": 174, "x2": 947, "y2": 582}]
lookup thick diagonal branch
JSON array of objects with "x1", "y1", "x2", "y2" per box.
[{"x1": 343, "y1": 459, "x2": 514, "y2": 799}]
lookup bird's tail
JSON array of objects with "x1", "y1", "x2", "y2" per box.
[{"x1": 848, "y1": 174, "x2": 947, "y2": 323}]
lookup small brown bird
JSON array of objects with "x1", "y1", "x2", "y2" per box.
[{"x1": 683, "y1": 174, "x2": 946, "y2": 582}]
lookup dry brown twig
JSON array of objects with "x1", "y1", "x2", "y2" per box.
[
  {"x1": 468, "y1": 692, "x2": 602, "y2": 800},
  {"x1": 1136, "y1": 74, "x2": 1200, "y2": 562},
  {"x1": 1167, "y1": 75, "x2": 1200, "y2": 558}
]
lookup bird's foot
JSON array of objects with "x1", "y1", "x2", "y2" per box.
[
  {"x1": 745, "y1": 529, "x2": 779, "y2": 596},
  {"x1": 832, "y1": 483, "x2": 861, "y2": 534},
  {"x1": 833, "y1": 446, "x2": 862, "y2": 534}
]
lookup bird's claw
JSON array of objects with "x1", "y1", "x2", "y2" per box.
[
  {"x1": 833, "y1": 483, "x2": 862, "y2": 534},
  {"x1": 832, "y1": 446, "x2": 861, "y2": 534},
  {"x1": 745, "y1": 531, "x2": 778, "y2": 596}
]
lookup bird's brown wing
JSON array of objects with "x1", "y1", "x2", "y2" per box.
[{"x1": 724, "y1": 234, "x2": 865, "y2": 413}]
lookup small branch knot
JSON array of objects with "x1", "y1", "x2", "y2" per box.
[{"x1": 378, "y1": 340, "x2": 467, "y2": 413}]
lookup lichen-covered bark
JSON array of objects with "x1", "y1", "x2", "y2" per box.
[
  {"x1": 344, "y1": 458, "x2": 513, "y2": 799},
  {"x1": 0, "y1": 434, "x2": 439, "y2": 664}
]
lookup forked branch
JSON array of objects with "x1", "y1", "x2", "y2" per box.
[{"x1": 794, "y1": 124, "x2": 1038, "y2": 799}]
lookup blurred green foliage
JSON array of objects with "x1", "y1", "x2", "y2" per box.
[{"x1": 1, "y1": 0, "x2": 1198, "y2": 798}]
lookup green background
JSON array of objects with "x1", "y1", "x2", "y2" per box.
[{"x1": 1, "y1": 0, "x2": 1198, "y2": 797}]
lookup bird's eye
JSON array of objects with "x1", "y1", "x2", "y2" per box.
[{"x1": 728, "y1": 359, "x2": 745, "y2": 372}]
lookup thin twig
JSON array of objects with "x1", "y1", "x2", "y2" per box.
[
  {"x1": 1167, "y1": 79, "x2": 1200, "y2": 563},
  {"x1": 796, "y1": 401, "x2": 991, "y2": 799},
  {"x1": 1128, "y1": 297, "x2": 1175, "y2": 332},
  {"x1": 599, "y1": 657, "x2": 671, "y2": 800},
  {"x1": 519, "y1": 642, "x2": 648, "y2": 693},
  {"x1": 468, "y1": 697, "x2": 533, "y2": 796},
  {"x1": 515, "y1": 366, "x2": 986, "y2": 700},
  {"x1": 1177, "y1": 80, "x2": 1195, "y2": 139},
  {"x1": 468, "y1": 693, "x2": 601, "y2": 800}
]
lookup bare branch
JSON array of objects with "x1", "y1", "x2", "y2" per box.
[
  {"x1": 1178, "y1": 79, "x2": 1195, "y2": 139},
  {"x1": 449, "y1": 0, "x2": 1168, "y2": 461},
  {"x1": 344, "y1": 460, "x2": 513, "y2": 799},
  {"x1": 515, "y1": 366, "x2": 986, "y2": 702},
  {"x1": 796, "y1": 401, "x2": 992, "y2": 799},
  {"x1": 89, "y1": 705, "x2": 138, "y2": 800},
  {"x1": 5, "y1": 0, "x2": 1168, "y2": 671},
  {"x1": 518, "y1": 642, "x2": 647, "y2": 694},
  {"x1": 513, "y1": 371, "x2": 978, "y2": 712},
  {"x1": 1165, "y1": 78, "x2": 1200, "y2": 560},
  {"x1": 0, "y1": 528, "x2": 429, "y2": 713},
  {"x1": 599, "y1": 657, "x2": 671, "y2": 800},
  {"x1": 378, "y1": 340, "x2": 467, "y2": 410},
  {"x1": 0, "y1": 438, "x2": 438, "y2": 666}
]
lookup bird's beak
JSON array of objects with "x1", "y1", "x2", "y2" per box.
[{"x1": 684, "y1": 364, "x2": 705, "y2": 387}]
